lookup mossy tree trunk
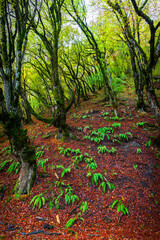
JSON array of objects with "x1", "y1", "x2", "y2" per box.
[
  {"x1": 107, "y1": 0, "x2": 160, "y2": 120},
  {"x1": 0, "y1": 0, "x2": 37, "y2": 194},
  {"x1": 2, "y1": 110, "x2": 36, "y2": 194},
  {"x1": 129, "y1": 48, "x2": 146, "y2": 111},
  {"x1": 31, "y1": 0, "x2": 71, "y2": 138}
]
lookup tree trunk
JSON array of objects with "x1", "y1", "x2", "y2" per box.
[
  {"x1": 145, "y1": 73, "x2": 160, "y2": 125},
  {"x1": 1, "y1": 107, "x2": 36, "y2": 194},
  {"x1": 129, "y1": 50, "x2": 146, "y2": 111}
]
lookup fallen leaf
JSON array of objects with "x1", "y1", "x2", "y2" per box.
[{"x1": 56, "y1": 214, "x2": 60, "y2": 224}]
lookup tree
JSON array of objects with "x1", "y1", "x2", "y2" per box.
[
  {"x1": 0, "y1": 0, "x2": 37, "y2": 194},
  {"x1": 65, "y1": 0, "x2": 119, "y2": 116},
  {"x1": 106, "y1": 0, "x2": 160, "y2": 121},
  {"x1": 27, "y1": 0, "x2": 75, "y2": 138}
]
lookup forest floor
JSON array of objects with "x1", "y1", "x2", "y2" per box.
[{"x1": 0, "y1": 89, "x2": 160, "y2": 240}]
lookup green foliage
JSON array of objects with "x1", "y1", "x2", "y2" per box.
[
  {"x1": 86, "y1": 161, "x2": 97, "y2": 170},
  {"x1": 112, "y1": 123, "x2": 121, "y2": 128},
  {"x1": 85, "y1": 157, "x2": 94, "y2": 164},
  {"x1": 106, "y1": 181, "x2": 115, "y2": 190},
  {"x1": 65, "y1": 213, "x2": 84, "y2": 228},
  {"x1": 0, "y1": 147, "x2": 11, "y2": 155},
  {"x1": 115, "y1": 132, "x2": 132, "y2": 141},
  {"x1": 86, "y1": 170, "x2": 92, "y2": 177},
  {"x1": 80, "y1": 201, "x2": 88, "y2": 213},
  {"x1": 112, "y1": 77, "x2": 126, "y2": 94},
  {"x1": 110, "y1": 116, "x2": 119, "y2": 121},
  {"x1": 48, "y1": 201, "x2": 55, "y2": 210},
  {"x1": 97, "y1": 145, "x2": 108, "y2": 153},
  {"x1": 59, "y1": 147, "x2": 81, "y2": 156},
  {"x1": 87, "y1": 72, "x2": 104, "y2": 90},
  {"x1": 91, "y1": 173, "x2": 103, "y2": 186},
  {"x1": 70, "y1": 113, "x2": 81, "y2": 119},
  {"x1": 30, "y1": 193, "x2": 45, "y2": 209},
  {"x1": 157, "y1": 152, "x2": 160, "y2": 159},
  {"x1": 54, "y1": 190, "x2": 63, "y2": 208},
  {"x1": 110, "y1": 116, "x2": 124, "y2": 121},
  {"x1": 84, "y1": 127, "x2": 113, "y2": 144},
  {"x1": 82, "y1": 115, "x2": 91, "y2": 119},
  {"x1": 64, "y1": 148, "x2": 72, "y2": 156},
  {"x1": 7, "y1": 162, "x2": 20, "y2": 175},
  {"x1": 56, "y1": 164, "x2": 73, "y2": 178},
  {"x1": 137, "y1": 148, "x2": 142, "y2": 154},
  {"x1": 109, "y1": 200, "x2": 129, "y2": 215},
  {"x1": 145, "y1": 140, "x2": 151, "y2": 147},
  {"x1": 133, "y1": 164, "x2": 138, "y2": 169},
  {"x1": 36, "y1": 146, "x2": 44, "y2": 159},
  {"x1": 97, "y1": 146, "x2": 117, "y2": 154},
  {"x1": 42, "y1": 134, "x2": 51, "y2": 139},
  {"x1": 117, "y1": 201, "x2": 129, "y2": 215},
  {"x1": 102, "y1": 112, "x2": 109, "y2": 116},
  {"x1": 136, "y1": 122, "x2": 147, "y2": 127},
  {"x1": 65, "y1": 217, "x2": 77, "y2": 228},
  {"x1": 0, "y1": 159, "x2": 11, "y2": 171},
  {"x1": 72, "y1": 154, "x2": 84, "y2": 167},
  {"x1": 112, "y1": 138, "x2": 121, "y2": 144},
  {"x1": 109, "y1": 200, "x2": 118, "y2": 209},
  {"x1": 99, "y1": 179, "x2": 115, "y2": 193},
  {"x1": 65, "y1": 187, "x2": 79, "y2": 205},
  {"x1": 37, "y1": 158, "x2": 48, "y2": 167},
  {"x1": 98, "y1": 181, "x2": 106, "y2": 193},
  {"x1": 54, "y1": 179, "x2": 66, "y2": 187}
]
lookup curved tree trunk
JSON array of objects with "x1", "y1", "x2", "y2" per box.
[{"x1": 0, "y1": 95, "x2": 36, "y2": 194}]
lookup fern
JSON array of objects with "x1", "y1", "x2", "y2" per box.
[
  {"x1": 109, "y1": 200, "x2": 129, "y2": 215},
  {"x1": 30, "y1": 193, "x2": 45, "y2": 209},
  {"x1": 106, "y1": 181, "x2": 115, "y2": 190},
  {"x1": 0, "y1": 146, "x2": 12, "y2": 155},
  {"x1": 80, "y1": 201, "x2": 88, "y2": 213},
  {"x1": 37, "y1": 158, "x2": 48, "y2": 167},
  {"x1": 117, "y1": 201, "x2": 129, "y2": 215},
  {"x1": 56, "y1": 164, "x2": 73, "y2": 178},
  {"x1": 136, "y1": 122, "x2": 147, "y2": 127},
  {"x1": 36, "y1": 150, "x2": 44, "y2": 159},
  {"x1": 98, "y1": 181, "x2": 106, "y2": 193},
  {"x1": 86, "y1": 161, "x2": 97, "y2": 170},
  {"x1": 65, "y1": 187, "x2": 79, "y2": 205},
  {"x1": 0, "y1": 160, "x2": 11, "y2": 171},
  {"x1": 112, "y1": 123, "x2": 121, "y2": 128},
  {"x1": 7, "y1": 162, "x2": 20, "y2": 175},
  {"x1": 91, "y1": 173, "x2": 103, "y2": 186},
  {"x1": 59, "y1": 147, "x2": 64, "y2": 154},
  {"x1": 65, "y1": 217, "x2": 77, "y2": 228}
]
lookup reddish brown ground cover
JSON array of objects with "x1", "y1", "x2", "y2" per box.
[{"x1": 0, "y1": 92, "x2": 160, "y2": 240}]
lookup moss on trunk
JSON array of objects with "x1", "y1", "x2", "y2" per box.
[{"x1": 2, "y1": 112, "x2": 37, "y2": 194}]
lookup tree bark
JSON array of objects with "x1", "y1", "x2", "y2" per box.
[{"x1": 0, "y1": 89, "x2": 36, "y2": 194}]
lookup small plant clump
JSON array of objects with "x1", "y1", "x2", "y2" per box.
[
  {"x1": 30, "y1": 193, "x2": 46, "y2": 209},
  {"x1": 109, "y1": 200, "x2": 129, "y2": 215}
]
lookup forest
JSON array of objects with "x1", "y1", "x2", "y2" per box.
[{"x1": 0, "y1": 0, "x2": 160, "y2": 239}]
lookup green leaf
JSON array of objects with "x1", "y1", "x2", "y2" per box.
[
  {"x1": 109, "y1": 200, "x2": 118, "y2": 209},
  {"x1": 80, "y1": 201, "x2": 88, "y2": 213},
  {"x1": 41, "y1": 196, "x2": 45, "y2": 205},
  {"x1": 65, "y1": 218, "x2": 77, "y2": 228}
]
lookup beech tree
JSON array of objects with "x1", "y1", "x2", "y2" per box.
[
  {"x1": 0, "y1": 0, "x2": 37, "y2": 194},
  {"x1": 65, "y1": 0, "x2": 119, "y2": 116},
  {"x1": 29, "y1": 0, "x2": 74, "y2": 138},
  {"x1": 106, "y1": 0, "x2": 160, "y2": 121}
]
